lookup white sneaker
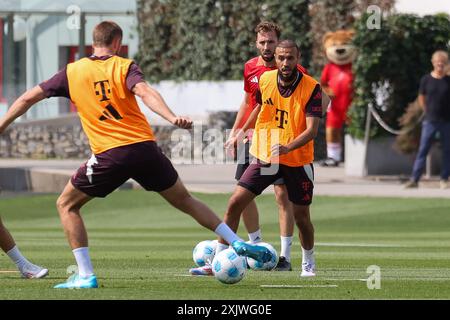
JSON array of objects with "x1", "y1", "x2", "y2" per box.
[
  {"x1": 301, "y1": 262, "x2": 316, "y2": 277},
  {"x1": 20, "y1": 263, "x2": 49, "y2": 279},
  {"x1": 189, "y1": 264, "x2": 213, "y2": 276}
]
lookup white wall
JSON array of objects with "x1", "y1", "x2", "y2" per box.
[
  {"x1": 140, "y1": 81, "x2": 244, "y2": 125},
  {"x1": 0, "y1": 0, "x2": 136, "y2": 12},
  {"x1": 395, "y1": 0, "x2": 450, "y2": 15},
  {"x1": 2, "y1": 0, "x2": 138, "y2": 120}
]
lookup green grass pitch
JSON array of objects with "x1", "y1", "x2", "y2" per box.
[{"x1": 1, "y1": 190, "x2": 450, "y2": 300}]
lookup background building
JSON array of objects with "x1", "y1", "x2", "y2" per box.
[{"x1": 0, "y1": 0, "x2": 137, "y2": 119}]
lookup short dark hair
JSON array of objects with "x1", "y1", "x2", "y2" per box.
[
  {"x1": 93, "y1": 21, "x2": 123, "y2": 47},
  {"x1": 277, "y1": 39, "x2": 300, "y2": 55},
  {"x1": 255, "y1": 21, "x2": 281, "y2": 39}
]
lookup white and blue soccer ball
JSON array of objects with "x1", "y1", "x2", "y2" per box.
[
  {"x1": 246, "y1": 242, "x2": 278, "y2": 271},
  {"x1": 212, "y1": 248, "x2": 247, "y2": 284},
  {"x1": 192, "y1": 240, "x2": 217, "y2": 267}
]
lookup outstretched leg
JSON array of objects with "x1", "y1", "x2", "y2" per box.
[
  {"x1": 162, "y1": 179, "x2": 272, "y2": 276},
  {"x1": 0, "y1": 217, "x2": 48, "y2": 279},
  {"x1": 0, "y1": 217, "x2": 15, "y2": 253},
  {"x1": 159, "y1": 178, "x2": 223, "y2": 232}
]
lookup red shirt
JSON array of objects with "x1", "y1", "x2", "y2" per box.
[
  {"x1": 240, "y1": 56, "x2": 308, "y2": 128},
  {"x1": 321, "y1": 62, "x2": 353, "y2": 113}
]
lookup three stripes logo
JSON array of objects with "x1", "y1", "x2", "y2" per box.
[
  {"x1": 250, "y1": 76, "x2": 258, "y2": 84},
  {"x1": 263, "y1": 98, "x2": 274, "y2": 106},
  {"x1": 99, "y1": 104, "x2": 123, "y2": 121}
]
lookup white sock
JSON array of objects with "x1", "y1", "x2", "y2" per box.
[
  {"x1": 327, "y1": 143, "x2": 342, "y2": 162},
  {"x1": 248, "y1": 229, "x2": 263, "y2": 243},
  {"x1": 214, "y1": 222, "x2": 241, "y2": 245},
  {"x1": 215, "y1": 242, "x2": 229, "y2": 255},
  {"x1": 72, "y1": 247, "x2": 94, "y2": 277},
  {"x1": 280, "y1": 236, "x2": 293, "y2": 262},
  {"x1": 302, "y1": 247, "x2": 315, "y2": 265},
  {"x1": 6, "y1": 246, "x2": 30, "y2": 269}
]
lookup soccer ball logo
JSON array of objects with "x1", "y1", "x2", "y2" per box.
[
  {"x1": 192, "y1": 240, "x2": 217, "y2": 267},
  {"x1": 212, "y1": 248, "x2": 246, "y2": 284},
  {"x1": 246, "y1": 242, "x2": 278, "y2": 271}
]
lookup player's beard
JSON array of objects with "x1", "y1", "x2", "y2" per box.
[
  {"x1": 279, "y1": 68, "x2": 298, "y2": 84},
  {"x1": 261, "y1": 53, "x2": 275, "y2": 62}
]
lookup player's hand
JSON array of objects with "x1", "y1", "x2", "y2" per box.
[
  {"x1": 173, "y1": 116, "x2": 193, "y2": 129},
  {"x1": 225, "y1": 135, "x2": 238, "y2": 159},
  {"x1": 225, "y1": 129, "x2": 245, "y2": 156},
  {"x1": 271, "y1": 144, "x2": 290, "y2": 157},
  {"x1": 225, "y1": 135, "x2": 238, "y2": 150},
  {"x1": 323, "y1": 87, "x2": 335, "y2": 99}
]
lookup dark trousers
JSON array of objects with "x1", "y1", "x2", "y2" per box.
[{"x1": 411, "y1": 120, "x2": 450, "y2": 182}]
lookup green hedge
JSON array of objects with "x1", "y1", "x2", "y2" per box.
[
  {"x1": 135, "y1": 0, "x2": 311, "y2": 82},
  {"x1": 348, "y1": 13, "x2": 450, "y2": 139}
]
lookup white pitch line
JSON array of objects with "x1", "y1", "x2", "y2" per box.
[
  {"x1": 0, "y1": 270, "x2": 19, "y2": 273},
  {"x1": 175, "y1": 274, "x2": 211, "y2": 277},
  {"x1": 316, "y1": 242, "x2": 405, "y2": 248},
  {"x1": 323, "y1": 278, "x2": 367, "y2": 282},
  {"x1": 260, "y1": 285, "x2": 338, "y2": 288},
  {"x1": 323, "y1": 277, "x2": 450, "y2": 282}
]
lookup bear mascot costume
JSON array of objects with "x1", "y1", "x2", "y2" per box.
[{"x1": 320, "y1": 30, "x2": 356, "y2": 166}]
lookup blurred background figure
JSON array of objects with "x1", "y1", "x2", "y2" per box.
[{"x1": 404, "y1": 50, "x2": 450, "y2": 189}]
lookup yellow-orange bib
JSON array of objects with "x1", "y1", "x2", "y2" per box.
[
  {"x1": 67, "y1": 56, "x2": 154, "y2": 154},
  {"x1": 250, "y1": 70, "x2": 318, "y2": 167}
]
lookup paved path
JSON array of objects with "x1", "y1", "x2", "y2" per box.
[{"x1": 0, "y1": 159, "x2": 449, "y2": 198}]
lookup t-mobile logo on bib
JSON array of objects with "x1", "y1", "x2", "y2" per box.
[
  {"x1": 275, "y1": 109, "x2": 288, "y2": 129},
  {"x1": 94, "y1": 80, "x2": 123, "y2": 121}
]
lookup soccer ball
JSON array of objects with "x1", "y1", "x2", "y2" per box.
[
  {"x1": 192, "y1": 240, "x2": 217, "y2": 267},
  {"x1": 212, "y1": 248, "x2": 246, "y2": 284},
  {"x1": 246, "y1": 242, "x2": 278, "y2": 271}
]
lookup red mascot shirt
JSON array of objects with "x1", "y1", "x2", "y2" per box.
[{"x1": 321, "y1": 62, "x2": 353, "y2": 129}]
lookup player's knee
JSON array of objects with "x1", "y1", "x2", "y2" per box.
[
  {"x1": 275, "y1": 191, "x2": 289, "y2": 209},
  {"x1": 56, "y1": 196, "x2": 64, "y2": 212},
  {"x1": 56, "y1": 195, "x2": 78, "y2": 214},
  {"x1": 226, "y1": 195, "x2": 244, "y2": 217}
]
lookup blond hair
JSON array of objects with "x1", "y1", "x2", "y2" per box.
[{"x1": 432, "y1": 50, "x2": 449, "y2": 62}]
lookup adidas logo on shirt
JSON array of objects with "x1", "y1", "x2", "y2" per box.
[
  {"x1": 264, "y1": 98, "x2": 274, "y2": 106},
  {"x1": 250, "y1": 76, "x2": 258, "y2": 84}
]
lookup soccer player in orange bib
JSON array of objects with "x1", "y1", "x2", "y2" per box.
[
  {"x1": 218, "y1": 39, "x2": 322, "y2": 277},
  {"x1": 0, "y1": 21, "x2": 273, "y2": 288},
  {"x1": 190, "y1": 22, "x2": 309, "y2": 276}
]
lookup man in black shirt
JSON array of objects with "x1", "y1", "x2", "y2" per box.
[{"x1": 404, "y1": 50, "x2": 450, "y2": 189}]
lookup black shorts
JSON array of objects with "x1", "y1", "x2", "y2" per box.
[
  {"x1": 235, "y1": 140, "x2": 284, "y2": 185},
  {"x1": 71, "y1": 141, "x2": 179, "y2": 198},
  {"x1": 238, "y1": 160, "x2": 314, "y2": 205}
]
